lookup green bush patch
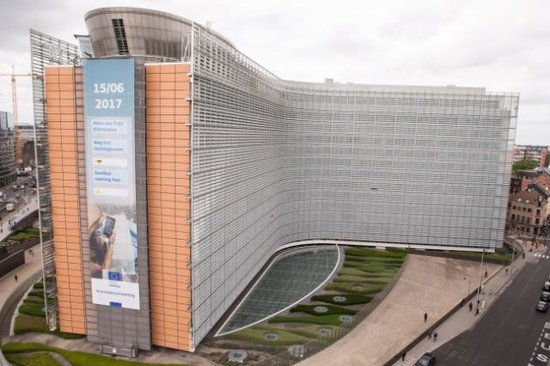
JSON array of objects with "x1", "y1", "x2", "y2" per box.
[
  {"x1": 333, "y1": 275, "x2": 390, "y2": 285},
  {"x1": 290, "y1": 304, "x2": 357, "y2": 316},
  {"x1": 269, "y1": 314, "x2": 343, "y2": 326},
  {"x1": 8, "y1": 229, "x2": 40, "y2": 241},
  {"x1": 345, "y1": 247, "x2": 406, "y2": 258},
  {"x1": 23, "y1": 298, "x2": 44, "y2": 305},
  {"x1": 19, "y1": 304, "x2": 45, "y2": 317},
  {"x1": 311, "y1": 294, "x2": 372, "y2": 305},
  {"x1": 6, "y1": 351, "x2": 61, "y2": 366},
  {"x1": 326, "y1": 282, "x2": 385, "y2": 294},
  {"x1": 29, "y1": 290, "x2": 45, "y2": 298}
]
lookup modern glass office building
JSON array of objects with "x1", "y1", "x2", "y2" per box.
[
  {"x1": 0, "y1": 111, "x2": 16, "y2": 187},
  {"x1": 32, "y1": 7, "x2": 518, "y2": 354}
]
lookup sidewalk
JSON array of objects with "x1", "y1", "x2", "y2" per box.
[
  {"x1": 0, "y1": 244, "x2": 42, "y2": 314},
  {"x1": 394, "y1": 247, "x2": 537, "y2": 366},
  {"x1": 298, "y1": 254, "x2": 502, "y2": 366}
]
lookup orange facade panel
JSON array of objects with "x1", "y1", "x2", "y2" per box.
[
  {"x1": 45, "y1": 66, "x2": 86, "y2": 335},
  {"x1": 145, "y1": 63, "x2": 192, "y2": 351}
]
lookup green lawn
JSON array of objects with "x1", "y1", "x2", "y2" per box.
[
  {"x1": 5, "y1": 351, "x2": 61, "y2": 366},
  {"x1": 225, "y1": 327, "x2": 311, "y2": 346},
  {"x1": 2, "y1": 343, "x2": 188, "y2": 366},
  {"x1": 14, "y1": 315, "x2": 83, "y2": 340},
  {"x1": 269, "y1": 314, "x2": 343, "y2": 326}
]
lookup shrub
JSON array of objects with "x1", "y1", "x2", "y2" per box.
[
  {"x1": 19, "y1": 304, "x2": 45, "y2": 317},
  {"x1": 289, "y1": 304, "x2": 356, "y2": 316},
  {"x1": 311, "y1": 294, "x2": 372, "y2": 305},
  {"x1": 269, "y1": 314, "x2": 343, "y2": 326},
  {"x1": 326, "y1": 282, "x2": 385, "y2": 294}
]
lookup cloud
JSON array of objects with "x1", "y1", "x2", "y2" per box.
[{"x1": 0, "y1": 0, "x2": 548, "y2": 144}]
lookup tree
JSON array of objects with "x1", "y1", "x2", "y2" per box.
[{"x1": 512, "y1": 159, "x2": 539, "y2": 176}]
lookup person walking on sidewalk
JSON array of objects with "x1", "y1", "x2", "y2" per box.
[
  {"x1": 401, "y1": 351, "x2": 406, "y2": 361},
  {"x1": 469, "y1": 302, "x2": 473, "y2": 312},
  {"x1": 14, "y1": 275, "x2": 18, "y2": 282},
  {"x1": 433, "y1": 331, "x2": 438, "y2": 342},
  {"x1": 424, "y1": 312, "x2": 428, "y2": 322}
]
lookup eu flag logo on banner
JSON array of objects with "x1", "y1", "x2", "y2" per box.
[{"x1": 108, "y1": 271, "x2": 122, "y2": 281}]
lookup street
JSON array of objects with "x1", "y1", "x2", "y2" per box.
[
  {"x1": 433, "y1": 249, "x2": 550, "y2": 365},
  {"x1": 0, "y1": 174, "x2": 38, "y2": 242}
]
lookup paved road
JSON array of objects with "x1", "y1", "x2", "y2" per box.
[{"x1": 433, "y1": 249, "x2": 550, "y2": 366}]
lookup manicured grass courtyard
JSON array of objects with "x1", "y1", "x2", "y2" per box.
[{"x1": 214, "y1": 246, "x2": 407, "y2": 351}]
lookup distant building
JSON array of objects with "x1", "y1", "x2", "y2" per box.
[
  {"x1": 513, "y1": 145, "x2": 549, "y2": 167},
  {"x1": 0, "y1": 111, "x2": 16, "y2": 187},
  {"x1": 16, "y1": 125, "x2": 36, "y2": 167},
  {"x1": 507, "y1": 190, "x2": 550, "y2": 236}
]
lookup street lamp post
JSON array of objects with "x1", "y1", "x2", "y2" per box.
[
  {"x1": 464, "y1": 277, "x2": 471, "y2": 298},
  {"x1": 476, "y1": 249, "x2": 486, "y2": 314}
]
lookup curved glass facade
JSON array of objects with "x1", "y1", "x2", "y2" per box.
[
  {"x1": 189, "y1": 23, "x2": 518, "y2": 343},
  {"x1": 218, "y1": 245, "x2": 340, "y2": 335}
]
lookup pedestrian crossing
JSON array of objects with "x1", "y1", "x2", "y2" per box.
[{"x1": 534, "y1": 253, "x2": 550, "y2": 259}]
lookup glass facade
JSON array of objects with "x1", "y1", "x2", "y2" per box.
[
  {"x1": 189, "y1": 23, "x2": 518, "y2": 343},
  {"x1": 0, "y1": 111, "x2": 16, "y2": 187},
  {"x1": 30, "y1": 29, "x2": 81, "y2": 331},
  {"x1": 218, "y1": 245, "x2": 340, "y2": 335}
]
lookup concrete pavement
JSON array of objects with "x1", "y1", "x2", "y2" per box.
[
  {"x1": 298, "y1": 254, "x2": 501, "y2": 366},
  {"x1": 394, "y1": 247, "x2": 536, "y2": 366}
]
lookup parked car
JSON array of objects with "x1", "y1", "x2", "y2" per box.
[
  {"x1": 544, "y1": 282, "x2": 550, "y2": 291},
  {"x1": 536, "y1": 301, "x2": 549, "y2": 313},
  {"x1": 415, "y1": 352, "x2": 436, "y2": 366},
  {"x1": 542, "y1": 291, "x2": 550, "y2": 302}
]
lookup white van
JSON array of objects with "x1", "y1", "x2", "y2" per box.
[{"x1": 6, "y1": 202, "x2": 15, "y2": 212}]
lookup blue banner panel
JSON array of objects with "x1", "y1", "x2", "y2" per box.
[{"x1": 84, "y1": 59, "x2": 140, "y2": 310}]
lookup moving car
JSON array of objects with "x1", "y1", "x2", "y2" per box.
[
  {"x1": 415, "y1": 352, "x2": 436, "y2": 366},
  {"x1": 536, "y1": 301, "x2": 549, "y2": 313},
  {"x1": 541, "y1": 291, "x2": 550, "y2": 302}
]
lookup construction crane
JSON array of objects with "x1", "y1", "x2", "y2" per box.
[{"x1": 0, "y1": 66, "x2": 33, "y2": 167}]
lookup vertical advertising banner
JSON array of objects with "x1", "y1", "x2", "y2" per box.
[{"x1": 84, "y1": 59, "x2": 139, "y2": 310}]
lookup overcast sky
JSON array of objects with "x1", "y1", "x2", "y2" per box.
[{"x1": 0, "y1": 0, "x2": 548, "y2": 144}]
